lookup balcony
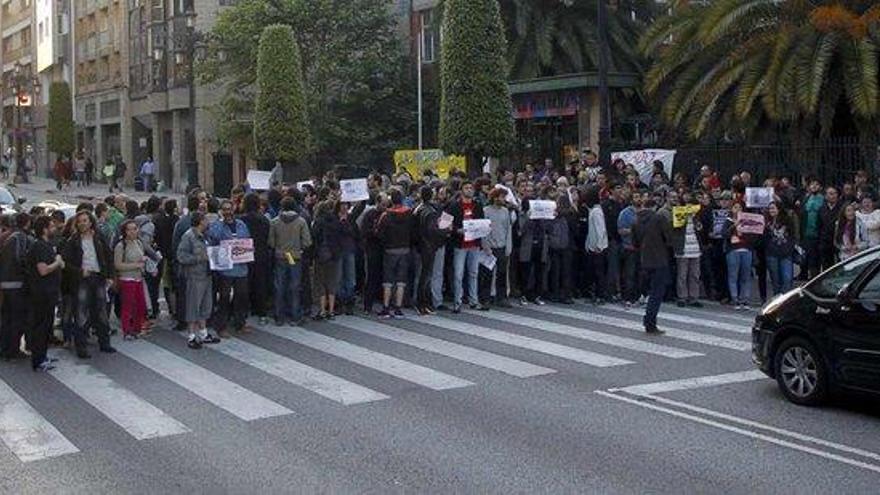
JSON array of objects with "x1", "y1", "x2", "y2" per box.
[{"x1": 2, "y1": 44, "x2": 32, "y2": 64}]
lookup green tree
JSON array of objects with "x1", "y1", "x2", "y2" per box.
[
  {"x1": 439, "y1": 0, "x2": 515, "y2": 174},
  {"x1": 200, "y1": 0, "x2": 415, "y2": 171},
  {"x1": 46, "y1": 82, "x2": 75, "y2": 159},
  {"x1": 641, "y1": 0, "x2": 880, "y2": 140},
  {"x1": 254, "y1": 24, "x2": 311, "y2": 169},
  {"x1": 501, "y1": 0, "x2": 656, "y2": 79}
]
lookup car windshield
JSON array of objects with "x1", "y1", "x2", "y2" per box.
[
  {"x1": 808, "y1": 249, "x2": 880, "y2": 299},
  {"x1": 0, "y1": 188, "x2": 14, "y2": 205}
]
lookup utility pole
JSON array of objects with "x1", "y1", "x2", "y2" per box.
[{"x1": 597, "y1": 0, "x2": 612, "y2": 168}]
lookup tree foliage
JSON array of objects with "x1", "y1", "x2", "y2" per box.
[
  {"x1": 439, "y1": 0, "x2": 515, "y2": 170},
  {"x1": 254, "y1": 24, "x2": 310, "y2": 165},
  {"x1": 641, "y1": 0, "x2": 880, "y2": 140},
  {"x1": 500, "y1": 0, "x2": 656, "y2": 80},
  {"x1": 200, "y1": 0, "x2": 415, "y2": 170},
  {"x1": 46, "y1": 82, "x2": 75, "y2": 158}
]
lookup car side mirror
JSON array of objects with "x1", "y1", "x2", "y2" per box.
[
  {"x1": 17, "y1": 197, "x2": 26, "y2": 204},
  {"x1": 837, "y1": 286, "x2": 853, "y2": 305}
]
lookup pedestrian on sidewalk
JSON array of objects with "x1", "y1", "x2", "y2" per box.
[
  {"x1": 140, "y1": 156, "x2": 156, "y2": 193},
  {"x1": 85, "y1": 155, "x2": 94, "y2": 187},
  {"x1": 74, "y1": 152, "x2": 86, "y2": 187},
  {"x1": 54, "y1": 155, "x2": 68, "y2": 191}
]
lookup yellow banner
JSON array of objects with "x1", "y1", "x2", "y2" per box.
[
  {"x1": 672, "y1": 205, "x2": 701, "y2": 228},
  {"x1": 394, "y1": 149, "x2": 464, "y2": 180}
]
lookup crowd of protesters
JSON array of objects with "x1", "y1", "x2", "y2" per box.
[{"x1": 2, "y1": 149, "x2": 880, "y2": 368}]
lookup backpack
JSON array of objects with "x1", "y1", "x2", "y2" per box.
[{"x1": 0, "y1": 232, "x2": 33, "y2": 286}]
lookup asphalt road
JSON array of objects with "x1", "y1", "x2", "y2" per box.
[{"x1": 2, "y1": 299, "x2": 879, "y2": 494}]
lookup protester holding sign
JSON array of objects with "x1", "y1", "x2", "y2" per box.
[
  {"x1": 723, "y1": 202, "x2": 758, "y2": 310},
  {"x1": 671, "y1": 193, "x2": 704, "y2": 307},
  {"x1": 448, "y1": 181, "x2": 489, "y2": 313},
  {"x1": 207, "y1": 199, "x2": 253, "y2": 337}
]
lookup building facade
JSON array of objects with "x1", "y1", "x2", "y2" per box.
[
  {"x1": 2, "y1": 0, "x2": 37, "y2": 176},
  {"x1": 35, "y1": 0, "x2": 73, "y2": 177},
  {"x1": 72, "y1": 0, "x2": 130, "y2": 182}
]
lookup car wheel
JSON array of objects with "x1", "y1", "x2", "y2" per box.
[{"x1": 774, "y1": 337, "x2": 828, "y2": 406}]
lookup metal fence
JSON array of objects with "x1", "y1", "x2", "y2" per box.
[{"x1": 657, "y1": 137, "x2": 880, "y2": 187}]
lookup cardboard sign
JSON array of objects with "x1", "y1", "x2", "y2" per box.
[
  {"x1": 737, "y1": 212, "x2": 765, "y2": 235},
  {"x1": 220, "y1": 238, "x2": 254, "y2": 264},
  {"x1": 478, "y1": 252, "x2": 497, "y2": 271},
  {"x1": 247, "y1": 170, "x2": 272, "y2": 191},
  {"x1": 394, "y1": 149, "x2": 464, "y2": 180},
  {"x1": 529, "y1": 200, "x2": 557, "y2": 220},
  {"x1": 438, "y1": 211, "x2": 454, "y2": 230},
  {"x1": 710, "y1": 209, "x2": 729, "y2": 239},
  {"x1": 340, "y1": 178, "x2": 369, "y2": 202},
  {"x1": 208, "y1": 245, "x2": 233, "y2": 271},
  {"x1": 672, "y1": 204, "x2": 701, "y2": 228},
  {"x1": 463, "y1": 219, "x2": 492, "y2": 242},
  {"x1": 611, "y1": 149, "x2": 677, "y2": 186},
  {"x1": 745, "y1": 187, "x2": 774, "y2": 209}
]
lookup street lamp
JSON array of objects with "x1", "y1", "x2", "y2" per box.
[{"x1": 597, "y1": 0, "x2": 612, "y2": 168}]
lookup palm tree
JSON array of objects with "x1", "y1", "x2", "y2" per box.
[
  {"x1": 501, "y1": 0, "x2": 656, "y2": 79},
  {"x1": 641, "y1": 0, "x2": 880, "y2": 140}
]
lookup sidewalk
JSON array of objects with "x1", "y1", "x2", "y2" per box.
[{"x1": 5, "y1": 176, "x2": 181, "y2": 207}]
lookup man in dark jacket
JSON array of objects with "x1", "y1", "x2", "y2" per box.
[
  {"x1": 817, "y1": 186, "x2": 842, "y2": 272},
  {"x1": 240, "y1": 193, "x2": 271, "y2": 325},
  {"x1": 375, "y1": 188, "x2": 415, "y2": 318},
  {"x1": 63, "y1": 210, "x2": 116, "y2": 358},
  {"x1": 633, "y1": 197, "x2": 672, "y2": 334},
  {"x1": 414, "y1": 186, "x2": 449, "y2": 314},
  {"x1": 0, "y1": 213, "x2": 33, "y2": 359},
  {"x1": 153, "y1": 198, "x2": 178, "y2": 317},
  {"x1": 359, "y1": 193, "x2": 388, "y2": 314}
]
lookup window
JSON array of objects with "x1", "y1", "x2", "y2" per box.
[
  {"x1": 38, "y1": 22, "x2": 43, "y2": 43},
  {"x1": 858, "y1": 269, "x2": 880, "y2": 301},
  {"x1": 419, "y1": 9, "x2": 436, "y2": 64},
  {"x1": 809, "y1": 251, "x2": 880, "y2": 299}
]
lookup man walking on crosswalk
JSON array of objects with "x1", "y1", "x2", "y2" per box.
[{"x1": 633, "y1": 196, "x2": 671, "y2": 335}]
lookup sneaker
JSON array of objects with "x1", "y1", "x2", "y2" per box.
[
  {"x1": 259, "y1": 317, "x2": 270, "y2": 326},
  {"x1": 435, "y1": 304, "x2": 449, "y2": 311},
  {"x1": 689, "y1": 300, "x2": 704, "y2": 308},
  {"x1": 99, "y1": 346, "x2": 117, "y2": 354},
  {"x1": 326, "y1": 312, "x2": 336, "y2": 321},
  {"x1": 187, "y1": 338, "x2": 202, "y2": 350},
  {"x1": 676, "y1": 300, "x2": 686, "y2": 308},
  {"x1": 452, "y1": 304, "x2": 462, "y2": 314},
  {"x1": 201, "y1": 334, "x2": 221, "y2": 345},
  {"x1": 33, "y1": 361, "x2": 56, "y2": 372},
  {"x1": 393, "y1": 307, "x2": 405, "y2": 318},
  {"x1": 519, "y1": 297, "x2": 529, "y2": 306},
  {"x1": 422, "y1": 306, "x2": 436, "y2": 315},
  {"x1": 378, "y1": 308, "x2": 392, "y2": 319},
  {"x1": 534, "y1": 297, "x2": 546, "y2": 306},
  {"x1": 476, "y1": 304, "x2": 490, "y2": 311},
  {"x1": 646, "y1": 327, "x2": 666, "y2": 335},
  {"x1": 123, "y1": 334, "x2": 138, "y2": 341},
  {"x1": 313, "y1": 313, "x2": 326, "y2": 321}
]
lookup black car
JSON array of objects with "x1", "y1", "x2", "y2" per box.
[{"x1": 753, "y1": 246, "x2": 880, "y2": 405}]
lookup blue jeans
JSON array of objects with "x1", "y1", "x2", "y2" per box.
[
  {"x1": 766, "y1": 255, "x2": 793, "y2": 296},
  {"x1": 726, "y1": 250, "x2": 753, "y2": 304},
  {"x1": 336, "y1": 252, "x2": 356, "y2": 304},
  {"x1": 274, "y1": 262, "x2": 303, "y2": 321},
  {"x1": 431, "y1": 246, "x2": 446, "y2": 308},
  {"x1": 643, "y1": 265, "x2": 669, "y2": 330},
  {"x1": 453, "y1": 247, "x2": 480, "y2": 306}
]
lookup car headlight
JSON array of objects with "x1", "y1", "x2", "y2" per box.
[{"x1": 761, "y1": 288, "x2": 800, "y2": 316}]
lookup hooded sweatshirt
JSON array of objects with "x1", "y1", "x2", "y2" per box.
[
  {"x1": 376, "y1": 205, "x2": 415, "y2": 251},
  {"x1": 268, "y1": 210, "x2": 312, "y2": 261}
]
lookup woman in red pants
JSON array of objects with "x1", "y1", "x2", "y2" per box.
[{"x1": 114, "y1": 220, "x2": 147, "y2": 340}]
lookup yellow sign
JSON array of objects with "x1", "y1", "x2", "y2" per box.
[
  {"x1": 394, "y1": 149, "x2": 464, "y2": 180},
  {"x1": 672, "y1": 205, "x2": 701, "y2": 228}
]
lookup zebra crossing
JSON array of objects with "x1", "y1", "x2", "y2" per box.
[{"x1": 0, "y1": 303, "x2": 753, "y2": 463}]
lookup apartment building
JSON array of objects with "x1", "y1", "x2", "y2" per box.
[
  {"x1": 2, "y1": 0, "x2": 36, "y2": 172},
  {"x1": 72, "y1": 0, "x2": 130, "y2": 180},
  {"x1": 35, "y1": 0, "x2": 73, "y2": 176}
]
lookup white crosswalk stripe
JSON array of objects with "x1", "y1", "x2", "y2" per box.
[
  {"x1": 472, "y1": 310, "x2": 703, "y2": 358},
  {"x1": 596, "y1": 304, "x2": 750, "y2": 334},
  {"x1": 525, "y1": 305, "x2": 750, "y2": 351},
  {"x1": 259, "y1": 325, "x2": 473, "y2": 391},
  {"x1": 332, "y1": 316, "x2": 556, "y2": 378},
  {"x1": 117, "y1": 340, "x2": 293, "y2": 420},
  {"x1": 662, "y1": 305, "x2": 756, "y2": 324},
  {"x1": 208, "y1": 337, "x2": 390, "y2": 405},
  {"x1": 50, "y1": 353, "x2": 190, "y2": 440},
  {"x1": 409, "y1": 315, "x2": 633, "y2": 367},
  {"x1": 0, "y1": 377, "x2": 80, "y2": 462}
]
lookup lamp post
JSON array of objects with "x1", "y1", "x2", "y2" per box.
[{"x1": 597, "y1": 0, "x2": 612, "y2": 168}]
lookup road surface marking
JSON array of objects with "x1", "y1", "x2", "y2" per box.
[
  {"x1": 259, "y1": 326, "x2": 472, "y2": 391},
  {"x1": 596, "y1": 390, "x2": 880, "y2": 475},
  {"x1": 117, "y1": 340, "x2": 292, "y2": 420},
  {"x1": 595, "y1": 304, "x2": 750, "y2": 334},
  {"x1": 333, "y1": 317, "x2": 555, "y2": 378},
  {"x1": 527, "y1": 304, "x2": 749, "y2": 351},
  {"x1": 0, "y1": 378, "x2": 80, "y2": 462},
  {"x1": 475, "y1": 310, "x2": 702, "y2": 359},
  {"x1": 609, "y1": 370, "x2": 767, "y2": 396},
  {"x1": 412, "y1": 315, "x2": 632, "y2": 367},
  {"x1": 207, "y1": 337, "x2": 389, "y2": 405},
  {"x1": 51, "y1": 353, "x2": 189, "y2": 440}
]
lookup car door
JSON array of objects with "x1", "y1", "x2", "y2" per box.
[{"x1": 830, "y1": 264, "x2": 880, "y2": 393}]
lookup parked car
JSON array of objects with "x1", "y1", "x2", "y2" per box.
[
  {"x1": 36, "y1": 200, "x2": 77, "y2": 221},
  {"x1": 0, "y1": 185, "x2": 26, "y2": 214},
  {"x1": 753, "y1": 246, "x2": 880, "y2": 405}
]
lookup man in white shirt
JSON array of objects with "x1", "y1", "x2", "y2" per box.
[{"x1": 140, "y1": 156, "x2": 156, "y2": 192}]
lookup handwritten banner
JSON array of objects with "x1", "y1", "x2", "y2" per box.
[{"x1": 220, "y1": 238, "x2": 254, "y2": 264}]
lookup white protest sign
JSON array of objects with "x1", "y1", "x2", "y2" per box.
[
  {"x1": 247, "y1": 170, "x2": 273, "y2": 191},
  {"x1": 221, "y1": 238, "x2": 254, "y2": 264},
  {"x1": 478, "y1": 252, "x2": 497, "y2": 271},
  {"x1": 611, "y1": 149, "x2": 677, "y2": 186},
  {"x1": 494, "y1": 184, "x2": 518, "y2": 207},
  {"x1": 529, "y1": 200, "x2": 557, "y2": 220},
  {"x1": 746, "y1": 187, "x2": 774, "y2": 209},
  {"x1": 438, "y1": 211, "x2": 454, "y2": 230},
  {"x1": 463, "y1": 219, "x2": 492, "y2": 242},
  {"x1": 296, "y1": 180, "x2": 314, "y2": 192},
  {"x1": 208, "y1": 245, "x2": 233, "y2": 271},
  {"x1": 340, "y1": 178, "x2": 369, "y2": 202}
]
